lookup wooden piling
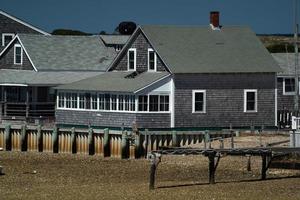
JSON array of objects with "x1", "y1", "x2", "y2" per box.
[
  {"x1": 135, "y1": 133, "x2": 141, "y2": 159},
  {"x1": 247, "y1": 155, "x2": 252, "y2": 171},
  {"x1": 208, "y1": 152, "x2": 216, "y2": 184},
  {"x1": 37, "y1": 125, "x2": 43, "y2": 152},
  {"x1": 4, "y1": 124, "x2": 11, "y2": 151},
  {"x1": 121, "y1": 131, "x2": 129, "y2": 159},
  {"x1": 103, "y1": 128, "x2": 110, "y2": 157},
  {"x1": 172, "y1": 130, "x2": 178, "y2": 147},
  {"x1": 88, "y1": 128, "x2": 94, "y2": 155},
  {"x1": 71, "y1": 127, "x2": 76, "y2": 154},
  {"x1": 52, "y1": 126, "x2": 58, "y2": 153},
  {"x1": 261, "y1": 154, "x2": 267, "y2": 180},
  {"x1": 21, "y1": 125, "x2": 27, "y2": 151}
]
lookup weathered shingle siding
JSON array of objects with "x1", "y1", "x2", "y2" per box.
[
  {"x1": 56, "y1": 110, "x2": 171, "y2": 128},
  {"x1": 0, "y1": 13, "x2": 43, "y2": 51},
  {"x1": 136, "y1": 113, "x2": 170, "y2": 128},
  {"x1": 111, "y1": 32, "x2": 166, "y2": 72},
  {"x1": 0, "y1": 40, "x2": 33, "y2": 70},
  {"x1": 174, "y1": 73, "x2": 276, "y2": 128},
  {"x1": 277, "y1": 78, "x2": 297, "y2": 111},
  {"x1": 56, "y1": 110, "x2": 137, "y2": 127}
]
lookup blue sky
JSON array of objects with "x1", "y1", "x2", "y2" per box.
[{"x1": 0, "y1": 0, "x2": 298, "y2": 34}]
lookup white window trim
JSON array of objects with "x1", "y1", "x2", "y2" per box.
[
  {"x1": 244, "y1": 89, "x2": 257, "y2": 113},
  {"x1": 283, "y1": 77, "x2": 296, "y2": 95},
  {"x1": 147, "y1": 48, "x2": 157, "y2": 71},
  {"x1": 127, "y1": 48, "x2": 136, "y2": 71},
  {"x1": 192, "y1": 90, "x2": 206, "y2": 113},
  {"x1": 2, "y1": 33, "x2": 15, "y2": 46},
  {"x1": 14, "y1": 44, "x2": 23, "y2": 65}
]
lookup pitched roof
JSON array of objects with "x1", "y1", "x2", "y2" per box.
[
  {"x1": 113, "y1": 25, "x2": 281, "y2": 73},
  {"x1": 0, "y1": 69, "x2": 103, "y2": 86},
  {"x1": 56, "y1": 71, "x2": 170, "y2": 93},
  {"x1": 271, "y1": 53, "x2": 300, "y2": 76},
  {"x1": 15, "y1": 34, "x2": 117, "y2": 71},
  {"x1": 100, "y1": 35, "x2": 130, "y2": 45},
  {"x1": 0, "y1": 10, "x2": 50, "y2": 35}
]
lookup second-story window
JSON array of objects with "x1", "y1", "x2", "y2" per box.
[
  {"x1": 2, "y1": 33, "x2": 15, "y2": 46},
  {"x1": 148, "y1": 48, "x2": 156, "y2": 71},
  {"x1": 14, "y1": 44, "x2": 23, "y2": 65},
  {"x1": 128, "y1": 48, "x2": 136, "y2": 71}
]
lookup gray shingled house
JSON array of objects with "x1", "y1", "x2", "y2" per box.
[
  {"x1": 0, "y1": 34, "x2": 122, "y2": 122},
  {"x1": 56, "y1": 13, "x2": 281, "y2": 129}
]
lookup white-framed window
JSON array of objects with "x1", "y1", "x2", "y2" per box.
[
  {"x1": 14, "y1": 44, "x2": 23, "y2": 65},
  {"x1": 244, "y1": 89, "x2": 257, "y2": 112},
  {"x1": 78, "y1": 93, "x2": 85, "y2": 109},
  {"x1": 192, "y1": 90, "x2": 206, "y2": 113},
  {"x1": 91, "y1": 93, "x2": 98, "y2": 110},
  {"x1": 58, "y1": 92, "x2": 65, "y2": 108},
  {"x1": 2, "y1": 33, "x2": 14, "y2": 46},
  {"x1": 127, "y1": 48, "x2": 136, "y2": 71},
  {"x1": 283, "y1": 78, "x2": 296, "y2": 95},
  {"x1": 148, "y1": 48, "x2": 157, "y2": 71},
  {"x1": 111, "y1": 94, "x2": 117, "y2": 110},
  {"x1": 138, "y1": 94, "x2": 170, "y2": 112}
]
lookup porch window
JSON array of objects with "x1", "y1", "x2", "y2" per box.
[
  {"x1": 283, "y1": 78, "x2": 295, "y2": 95},
  {"x1": 148, "y1": 48, "x2": 156, "y2": 71},
  {"x1": 130, "y1": 96, "x2": 135, "y2": 111},
  {"x1": 118, "y1": 95, "x2": 124, "y2": 110},
  {"x1": 138, "y1": 95, "x2": 148, "y2": 111},
  {"x1": 244, "y1": 89, "x2": 257, "y2": 112},
  {"x1": 192, "y1": 90, "x2": 206, "y2": 113},
  {"x1": 99, "y1": 94, "x2": 105, "y2": 110},
  {"x1": 160, "y1": 95, "x2": 169, "y2": 111},
  {"x1": 111, "y1": 94, "x2": 117, "y2": 110},
  {"x1": 149, "y1": 95, "x2": 159, "y2": 111},
  {"x1": 91, "y1": 93, "x2": 98, "y2": 110},
  {"x1": 79, "y1": 93, "x2": 85, "y2": 109},
  {"x1": 104, "y1": 94, "x2": 110, "y2": 110},
  {"x1": 58, "y1": 93, "x2": 65, "y2": 108},
  {"x1": 128, "y1": 48, "x2": 136, "y2": 71},
  {"x1": 2, "y1": 33, "x2": 14, "y2": 46},
  {"x1": 14, "y1": 44, "x2": 23, "y2": 65}
]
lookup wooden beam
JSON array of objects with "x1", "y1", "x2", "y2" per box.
[
  {"x1": 149, "y1": 153, "x2": 161, "y2": 190},
  {"x1": 208, "y1": 152, "x2": 217, "y2": 184}
]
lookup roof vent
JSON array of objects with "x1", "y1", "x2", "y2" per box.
[
  {"x1": 210, "y1": 11, "x2": 221, "y2": 30},
  {"x1": 125, "y1": 71, "x2": 140, "y2": 79}
]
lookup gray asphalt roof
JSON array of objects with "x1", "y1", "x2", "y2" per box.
[
  {"x1": 0, "y1": 69, "x2": 103, "y2": 86},
  {"x1": 271, "y1": 53, "x2": 300, "y2": 76},
  {"x1": 56, "y1": 71, "x2": 170, "y2": 93},
  {"x1": 17, "y1": 34, "x2": 117, "y2": 71},
  {"x1": 140, "y1": 25, "x2": 282, "y2": 73},
  {"x1": 100, "y1": 35, "x2": 130, "y2": 45}
]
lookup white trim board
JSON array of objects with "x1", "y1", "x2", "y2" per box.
[{"x1": 0, "y1": 10, "x2": 50, "y2": 35}]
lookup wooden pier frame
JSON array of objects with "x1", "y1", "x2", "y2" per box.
[{"x1": 147, "y1": 147, "x2": 300, "y2": 190}]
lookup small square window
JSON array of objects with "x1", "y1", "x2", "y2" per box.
[
  {"x1": 244, "y1": 90, "x2": 257, "y2": 112},
  {"x1": 2, "y1": 33, "x2": 14, "y2": 46},
  {"x1": 283, "y1": 78, "x2": 296, "y2": 95},
  {"x1": 192, "y1": 90, "x2": 206, "y2": 113}
]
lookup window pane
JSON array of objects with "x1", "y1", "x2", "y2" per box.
[
  {"x1": 105, "y1": 94, "x2": 110, "y2": 110},
  {"x1": 91, "y1": 94, "x2": 97, "y2": 110},
  {"x1": 71, "y1": 93, "x2": 77, "y2": 108},
  {"x1": 79, "y1": 94, "x2": 85, "y2": 109},
  {"x1": 119, "y1": 95, "x2": 124, "y2": 111},
  {"x1": 138, "y1": 95, "x2": 148, "y2": 111},
  {"x1": 285, "y1": 78, "x2": 295, "y2": 93},
  {"x1": 149, "y1": 51, "x2": 155, "y2": 70},
  {"x1": 246, "y1": 91, "x2": 256, "y2": 111},
  {"x1": 15, "y1": 46, "x2": 22, "y2": 64},
  {"x1": 159, "y1": 95, "x2": 169, "y2": 111},
  {"x1": 66, "y1": 93, "x2": 71, "y2": 108},
  {"x1": 149, "y1": 95, "x2": 159, "y2": 111},
  {"x1": 128, "y1": 50, "x2": 135, "y2": 70},
  {"x1": 58, "y1": 93, "x2": 64, "y2": 108},
  {"x1": 99, "y1": 94, "x2": 105, "y2": 110},
  {"x1": 194, "y1": 92, "x2": 204, "y2": 112},
  {"x1": 130, "y1": 95, "x2": 135, "y2": 111},
  {"x1": 4, "y1": 35, "x2": 13, "y2": 46},
  {"x1": 111, "y1": 94, "x2": 117, "y2": 110}
]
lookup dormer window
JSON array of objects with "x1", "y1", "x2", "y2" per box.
[
  {"x1": 2, "y1": 33, "x2": 15, "y2": 46},
  {"x1": 148, "y1": 48, "x2": 157, "y2": 71},
  {"x1": 14, "y1": 44, "x2": 23, "y2": 65},
  {"x1": 128, "y1": 48, "x2": 136, "y2": 71}
]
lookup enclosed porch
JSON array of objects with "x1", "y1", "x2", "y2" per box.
[{"x1": 0, "y1": 85, "x2": 55, "y2": 123}]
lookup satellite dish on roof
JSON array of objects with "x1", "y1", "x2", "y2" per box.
[{"x1": 118, "y1": 22, "x2": 137, "y2": 35}]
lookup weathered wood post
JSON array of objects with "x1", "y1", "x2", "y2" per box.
[
  {"x1": 121, "y1": 131, "x2": 129, "y2": 159},
  {"x1": 204, "y1": 131, "x2": 210, "y2": 149},
  {"x1": 103, "y1": 128, "x2": 110, "y2": 157},
  {"x1": 37, "y1": 125, "x2": 43, "y2": 152},
  {"x1": 246, "y1": 155, "x2": 252, "y2": 171},
  {"x1": 88, "y1": 128, "x2": 94, "y2": 155},
  {"x1": 21, "y1": 124, "x2": 27, "y2": 151},
  {"x1": 135, "y1": 133, "x2": 141, "y2": 159},
  {"x1": 261, "y1": 154, "x2": 267, "y2": 180},
  {"x1": 230, "y1": 130, "x2": 235, "y2": 149},
  {"x1": 149, "y1": 153, "x2": 161, "y2": 190},
  {"x1": 144, "y1": 129, "x2": 149, "y2": 158},
  {"x1": 52, "y1": 126, "x2": 59, "y2": 153},
  {"x1": 172, "y1": 130, "x2": 178, "y2": 147},
  {"x1": 208, "y1": 151, "x2": 217, "y2": 184},
  {"x1": 71, "y1": 127, "x2": 77, "y2": 154},
  {"x1": 4, "y1": 124, "x2": 11, "y2": 151}
]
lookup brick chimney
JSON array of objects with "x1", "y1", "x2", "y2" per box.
[{"x1": 210, "y1": 11, "x2": 220, "y2": 30}]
